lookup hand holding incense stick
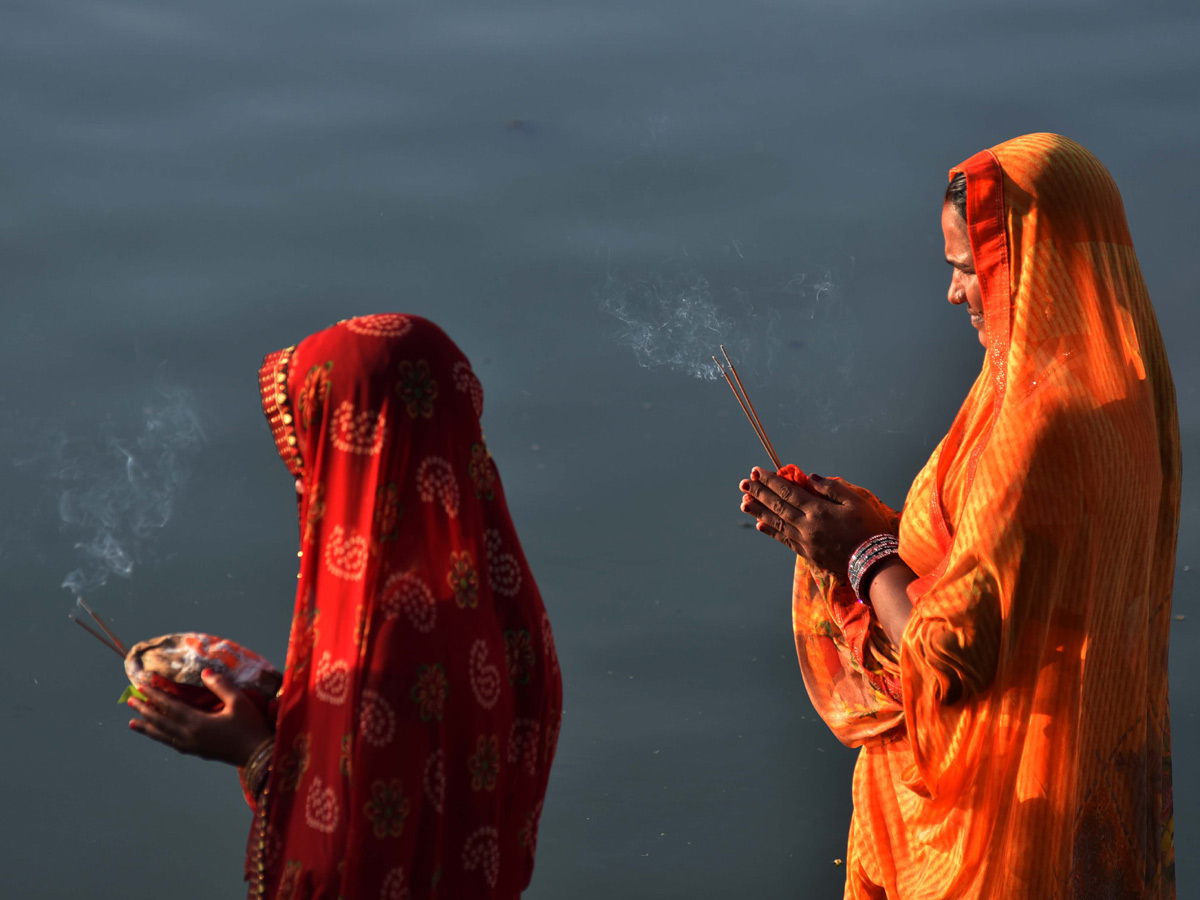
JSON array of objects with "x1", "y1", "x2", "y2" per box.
[
  {"x1": 69, "y1": 598, "x2": 281, "y2": 712},
  {"x1": 713, "y1": 345, "x2": 782, "y2": 470}
]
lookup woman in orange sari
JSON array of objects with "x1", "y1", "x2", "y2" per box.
[
  {"x1": 128, "y1": 314, "x2": 562, "y2": 899},
  {"x1": 740, "y1": 134, "x2": 1178, "y2": 898}
]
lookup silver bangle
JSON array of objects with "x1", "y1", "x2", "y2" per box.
[{"x1": 847, "y1": 534, "x2": 900, "y2": 602}]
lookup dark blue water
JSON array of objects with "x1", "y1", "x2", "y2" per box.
[{"x1": 2, "y1": 0, "x2": 1198, "y2": 896}]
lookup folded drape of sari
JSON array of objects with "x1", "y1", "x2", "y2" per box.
[
  {"x1": 792, "y1": 135, "x2": 1179, "y2": 899},
  {"x1": 251, "y1": 315, "x2": 562, "y2": 899}
]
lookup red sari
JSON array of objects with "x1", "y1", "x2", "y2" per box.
[{"x1": 250, "y1": 314, "x2": 562, "y2": 899}]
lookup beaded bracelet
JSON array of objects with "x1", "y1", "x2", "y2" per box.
[
  {"x1": 847, "y1": 534, "x2": 900, "y2": 602},
  {"x1": 240, "y1": 737, "x2": 276, "y2": 800}
]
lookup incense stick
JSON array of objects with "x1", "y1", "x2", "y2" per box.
[
  {"x1": 713, "y1": 357, "x2": 772, "y2": 461},
  {"x1": 76, "y1": 597, "x2": 128, "y2": 656},
  {"x1": 713, "y1": 354, "x2": 782, "y2": 469},
  {"x1": 719, "y1": 345, "x2": 781, "y2": 468},
  {"x1": 71, "y1": 614, "x2": 126, "y2": 659}
]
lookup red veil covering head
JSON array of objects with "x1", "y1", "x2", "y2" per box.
[
  {"x1": 252, "y1": 315, "x2": 562, "y2": 900},
  {"x1": 791, "y1": 135, "x2": 1179, "y2": 898}
]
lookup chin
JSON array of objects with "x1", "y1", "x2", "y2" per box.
[{"x1": 977, "y1": 330, "x2": 987, "y2": 348}]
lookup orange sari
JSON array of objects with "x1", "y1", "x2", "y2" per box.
[{"x1": 793, "y1": 134, "x2": 1179, "y2": 899}]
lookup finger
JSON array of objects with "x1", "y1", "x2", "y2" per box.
[
  {"x1": 755, "y1": 518, "x2": 783, "y2": 539},
  {"x1": 127, "y1": 707, "x2": 182, "y2": 743},
  {"x1": 201, "y1": 668, "x2": 239, "y2": 708},
  {"x1": 756, "y1": 519, "x2": 806, "y2": 557},
  {"x1": 745, "y1": 475, "x2": 807, "y2": 526},
  {"x1": 805, "y1": 473, "x2": 849, "y2": 505},
  {"x1": 748, "y1": 469, "x2": 798, "y2": 510},
  {"x1": 742, "y1": 495, "x2": 796, "y2": 538},
  {"x1": 754, "y1": 468, "x2": 819, "y2": 511},
  {"x1": 740, "y1": 494, "x2": 773, "y2": 521},
  {"x1": 129, "y1": 718, "x2": 185, "y2": 753},
  {"x1": 127, "y1": 697, "x2": 183, "y2": 737},
  {"x1": 138, "y1": 685, "x2": 191, "y2": 724}
]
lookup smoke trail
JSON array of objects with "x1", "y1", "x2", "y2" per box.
[
  {"x1": 596, "y1": 270, "x2": 736, "y2": 380},
  {"x1": 46, "y1": 387, "x2": 205, "y2": 595},
  {"x1": 594, "y1": 257, "x2": 871, "y2": 437},
  {"x1": 595, "y1": 265, "x2": 837, "y2": 381}
]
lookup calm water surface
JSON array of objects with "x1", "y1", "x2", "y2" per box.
[{"x1": 2, "y1": 0, "x2": 1198, "y2": 897}]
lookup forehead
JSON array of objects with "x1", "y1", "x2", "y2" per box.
[{"x1": 941, "y1": 203, "x2": 972, "y2": 256}]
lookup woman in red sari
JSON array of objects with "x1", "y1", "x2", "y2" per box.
[{"x1": 128, "y1": 314, "x2": 562, "y2": 899}]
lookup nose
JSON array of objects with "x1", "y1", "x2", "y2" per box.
[{"x1": 947, "y1": 271, "x2": 967, "y2": 306}]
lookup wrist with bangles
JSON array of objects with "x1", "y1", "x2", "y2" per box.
[
  {"x1": 847, "y1": 534, "x2": 901, "y2": 603},
  {"x1": 240, "y1": 736, "x2": 276, "y2": 798}
]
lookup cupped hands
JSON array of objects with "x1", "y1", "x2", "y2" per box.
[{"x1": 127, "y1": 668, "x2": 273, "y2": 767}]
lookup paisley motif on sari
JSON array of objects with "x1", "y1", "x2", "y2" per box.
[{"x1": 252, "y1": 315, "x2": 562, "y2": 899}]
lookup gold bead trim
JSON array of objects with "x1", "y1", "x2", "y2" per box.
[
  {"x1": 258, "y1": 345, "x2": 304, "y2": 479},
  {"x1": 254, "y1": 774, "x2": 272, "y2": 899}
]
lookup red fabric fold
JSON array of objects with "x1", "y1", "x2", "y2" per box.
[{"x1": 251, "y1": 315, "x2": 562, "y2": 900}]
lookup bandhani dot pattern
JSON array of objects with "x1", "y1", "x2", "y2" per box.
[
  {"x1": 417, "y1": 457, "x2": 460, "y2": 518},
  {"x1": 314, "y1": 652, "x2": 350, "y2": 705},
  {"x1": 346, "y1": 314, "x2": 414, "y2": 338},
  {"x1": 507, "y1": 719, "x2": 540, "y2": 777},
  {"x1": 485, "y1": 529, "x2": 522, "y2": 598},
  {"x1": 379, "y1": 571, "x2": 437, "y2": 634},
  {"x1": 379, "y1": 867, "x2": 411, "y2": 900},
  {"x1": 468, "y1": 639, "x2": 502, "y2": 710},
  {"x1": 304, "y1": 777, "x2": 339, "y2": 834},
  {"x1": 424, "y1": 750, "x2": 446, "y2": 815},
  {"x1": 452, "y1": 361, "x2": 485, "y2": 419},
  {"x1": 462, "y1": 827, "x2": 501, "y2": 889},
  {"x1": 359, "y1": 689, "x2": 396, "y2": 748},
  {"x1": 253, "y1": 315, "x2": 562, "y2": 898},
  {"x1": 330, "y1": 401, "x2": 387, "y2": 456},
  {"x1": 324, "y1": 526, "x2": 369, "y2": 581}
]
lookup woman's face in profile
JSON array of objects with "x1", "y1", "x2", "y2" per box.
[{"x1": 942, "y1": 202, "x2": 986, "y2": 348}]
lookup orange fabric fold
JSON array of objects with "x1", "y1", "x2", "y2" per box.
[{"x1": 792, "y1": 135, "x2": 1179, "y2": 899}]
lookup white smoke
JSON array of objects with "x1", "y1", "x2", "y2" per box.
[
  {"x1": 595, "y1": 265, "x2": 838, "y2": 381},
  {"x1": 597, "y1": 270, "x2": 737, "y2": 379},
  {"x1": 46, "y1": 386, "x2": 205, "y2": 595}
]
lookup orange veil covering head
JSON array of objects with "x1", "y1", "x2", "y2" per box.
[
  {"x1": 791, "y1": 135, "x2": 1179, "y2": 899},
  {"x1": 251, "y1": 315, "x2": 562, "y2": 900}
]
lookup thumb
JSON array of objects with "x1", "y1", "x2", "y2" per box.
[
  {"x1": 201, "y1": 668, "x2": 240, "y2": 705},
  {"x1": 807, "y1": 473, "x2": 850, "y2": 504}
]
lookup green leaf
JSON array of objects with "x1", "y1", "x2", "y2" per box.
[{"x1": 118, "y1": 683, "x2": 148, "y2": 704}]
